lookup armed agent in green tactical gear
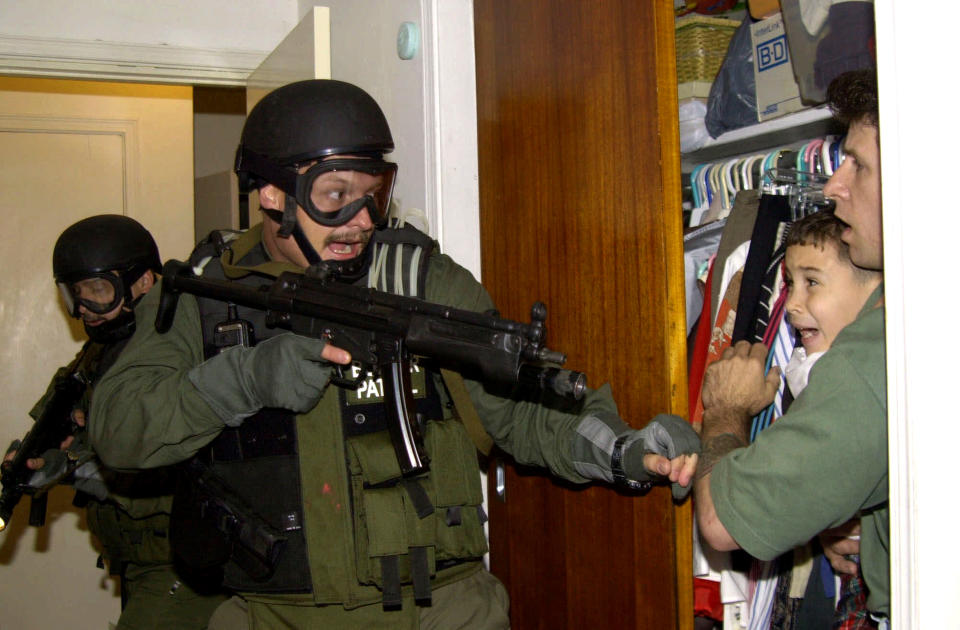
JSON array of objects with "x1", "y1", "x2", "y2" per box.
[
  {"x1": 88, "y1": 80, "x2": 700, "y2": 629},
  {"x1": 4, "y1": 215, "x2": 228, "y2": 629}
]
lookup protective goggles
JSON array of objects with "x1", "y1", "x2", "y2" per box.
[
  {"x1": 57, "y1": 272, "x2": 124, "y2": 317},
  {"x1": 236, "y1": 148, "x2": 397, "y2": 227}
]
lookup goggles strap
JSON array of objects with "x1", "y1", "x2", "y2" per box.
[
  {"x1": 278, "y1": 194, "x2": 299, "y2": 238},
  {"x1": 236, "y1": 147, "x2": 298, "y2": 197}
]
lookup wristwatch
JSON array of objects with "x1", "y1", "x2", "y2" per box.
[{"x1": 611, "y1": 434, "x2": 654, "y2": 493}]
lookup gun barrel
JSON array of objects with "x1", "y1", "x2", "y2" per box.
[{"x1": 519, "y1": 365, "x2": 587, "y2": 400}]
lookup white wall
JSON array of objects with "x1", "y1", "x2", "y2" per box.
[
  {"x1": 0, "y1": 0, "x2": 301, "y2": 84},
  {"x1": 874, "y1": 2, "x2": 958, "y2": 628},
  {"x1": 0, "y1": 0, "x2": 297, "y2": 50}
]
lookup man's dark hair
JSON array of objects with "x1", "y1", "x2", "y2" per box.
[{"x1": 826, "y1": 69, "x2": 878, "y2": 128}]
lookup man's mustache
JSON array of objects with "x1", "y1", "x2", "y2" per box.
[{"x1": 325, "y1": 229, "x2": 372, "y2": 247}]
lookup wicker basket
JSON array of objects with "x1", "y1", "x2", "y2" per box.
[{"x1": 675, "y1": 14, "x2": 740, "y2": 86}]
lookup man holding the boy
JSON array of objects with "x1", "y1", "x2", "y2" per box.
[{"x1": 693, "y1": 68, "x2": 889, "y2": 624}]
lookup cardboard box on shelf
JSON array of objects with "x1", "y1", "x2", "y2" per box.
[{"x1": 750, "y1": 12, "x2": 805, "y2": 122}]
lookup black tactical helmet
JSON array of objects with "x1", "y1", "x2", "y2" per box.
[
  {"x1": 54, "y1": 214, "x2": 160, "y2": 283},
  {"x1": 238, "y1": 79, "x2": 393, "y2": 171},
  {"x1": 53, "y1": 214, "x2": 161, "y2": 319}
]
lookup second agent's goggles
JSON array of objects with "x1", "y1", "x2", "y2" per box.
[
  {"x1": 236, "y1": 148, "x2": 397, "y2": 227},
  {"x1": 57, "y1": 272, "x2": 124, "y2": 317}
]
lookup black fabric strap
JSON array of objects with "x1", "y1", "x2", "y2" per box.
[
  {"x1": 732, "y1": 194, "x2": 791, "y2": 342},
  {"x1": 445, "y1": 506, "x2": 462, "y2": 527},
  {"x1": 401, "y1": 479, "x2": 435, "y2": 519},
  {"x1": 380, "y1": 555, "x2": 402, "y2": 610},
  {"x1": 611, "y1": 435, "x2": 653, "y2": 493},
  {"x1": 410, "y1": 546, "x2": 432, "y2": 607},
  {"x1": 291, "y1": 222, "x2": 322, "y2": 266}
]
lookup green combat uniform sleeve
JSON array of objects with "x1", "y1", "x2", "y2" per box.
[
  {"x1": 89, "y1": 280, "x2": 227, "y2": 470},
  {"x1": 424, "y1": 254, "x2": 659, "y2": 485}
]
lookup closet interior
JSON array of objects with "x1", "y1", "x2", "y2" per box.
[{"x1": 677, "y1": 2, "x2": 875, "y2": 628}]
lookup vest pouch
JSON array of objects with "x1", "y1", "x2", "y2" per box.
[
  {"x1": 348, "y1": 432, "x2": 437, "y2": 589},
  {"x1": 420, "y1": 419, "x2": 488, "y2": 560},
  {"x1": 170, "y1": 451, "x2": 312, "y2": 594},
  {"x1": 169, "y1": 466, "x2": 231, "y2": 573},
  {"x1": 349, "y1": 431, "x2": 404, "y2": 486},
  {"x1": 87, "y1": 501, "x2": 173, "y2": 567}
]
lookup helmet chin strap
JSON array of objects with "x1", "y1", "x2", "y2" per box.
[
  {"x1": 306, "y1": 243, "x2": 374, "y2": 283},
  {"x1": 84, "y1": 308, "x2": 136, "y2": 344},
  {"x1": 264, "y1": 195, "x2": 324, "y2": 266},
  {"x1": 266, "y1": 194, "x2": 373, "y2": 280},
  {"x1": 292, "y1": 224, "x2": 323, "y2": 266}
]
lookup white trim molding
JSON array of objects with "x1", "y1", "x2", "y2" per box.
[{"x1": 0, "y1": 35, "x2": 267, "y2": 85}]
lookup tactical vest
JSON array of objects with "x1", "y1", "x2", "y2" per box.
[
  {"x1": 70, "y1": 339, "x2": 178, "y2": 570},
  {"x1": 170, "y1": 225, "x2": 489, "y2": 609}
]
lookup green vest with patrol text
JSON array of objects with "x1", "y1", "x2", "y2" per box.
[{"x1": 179, "y1": 225, "x2": 489, "y2": 609}]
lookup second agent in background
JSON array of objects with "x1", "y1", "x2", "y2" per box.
[
  {"x1": 88, "y1": 80, "x2": 700, "y2": 628},
  {"x1": 9, "y1": 215, "x2": 228, "y2": 629}
]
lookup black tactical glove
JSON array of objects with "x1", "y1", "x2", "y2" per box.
[
  {"x1": 622, "y1": 414, "x2": 701, "y2": 500},
  {"x1": 188, "y1": 332, "x2": 335, "y2": 426},
  {"x1": 25, "y1": 432, "x2": 102, "y2": 496}
]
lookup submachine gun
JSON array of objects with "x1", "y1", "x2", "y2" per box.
[
  {"x1": 155, "y1": 259, "x2": 587, "y2": 477},
  {"x1": 0, "y1": 346, "x2": 92, "y2": 531}
]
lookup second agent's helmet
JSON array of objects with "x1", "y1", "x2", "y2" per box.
[
  {"x1": 234, "y1": 80, "x2": 398, "y2": 266},
  {"x1": 53, "y1": 214, "x2": 161, "y2": 319}
]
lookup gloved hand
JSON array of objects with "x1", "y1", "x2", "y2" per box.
[
  {"x1": 188, "y1": 333, "x2": 336, "y2": 426},
  {"x1": 26, "y1": 448, "x2": 69, "y2": 490},
  {"x1": 26, "y1": 433, "x2": 98, "y2": 492},
  {"x1": 623, "y1": 414, "x2": 701, "y2": 500},
  {"x1": 71, "y1": 460, "x2": 109, "y2": 501}
]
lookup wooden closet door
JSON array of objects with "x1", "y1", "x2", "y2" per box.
[{"x1": 474, "y1": 1, "x2": 691, "y2": 628}]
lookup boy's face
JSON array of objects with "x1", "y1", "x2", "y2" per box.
[{"x1": 784, "y1": 242, "x2": 881, "y2": 354}]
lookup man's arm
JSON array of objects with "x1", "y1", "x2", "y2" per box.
[
  {"x1": 88, "y1": 286, "x2": 225, "y2": 469},
  {"x1": 693, "y1": 321, "x2": 887, "y2": 561},
  {"x1": 426, "y1": 254, "x2": 701, "y2": 494},
  {"x1": 90, "y1": 283, "x2": 349, "y2": 470},
  {"x1": 695, "y1": 341, "x2": 779, "y2": 550}
]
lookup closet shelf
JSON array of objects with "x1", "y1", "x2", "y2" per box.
[{"x1": 682, "y1": 106, "x2": 840, "y2": 167}]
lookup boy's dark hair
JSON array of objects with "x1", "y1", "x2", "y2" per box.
[
  {"x1": 786, "y1": 211, "x2": 849, "y2": 256},
  {"x1": 826, "y1": 69, "x2": 879, "y2": 128},
  {"x1": 786, "y1": 211, "x2": 879, "y2": 281}
]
